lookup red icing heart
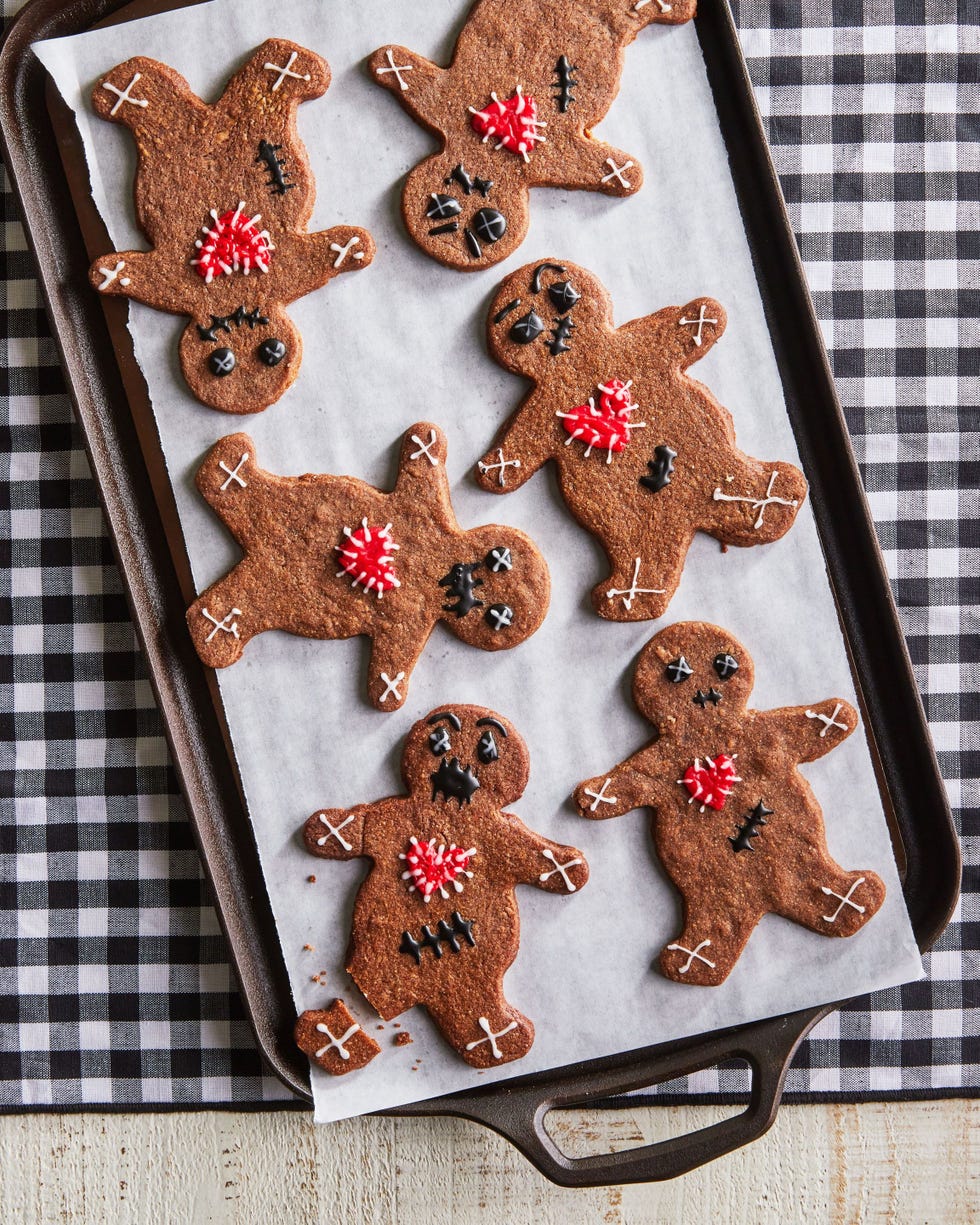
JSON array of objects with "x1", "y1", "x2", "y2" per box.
[
  {"x1": 557, "y1": 379, "x2": 647, "y2": 460},
  {"x1": 680, "y1": 754, "x2": 742, "y2": 811},
  {"x1": 335, "y1": 519, "x2": 400, "y2": 596},
  {"x1": 400, "y1": 837, "x2": 476, "y2": 903},
  {"x1": 191, "y1": 203, "x2": 274, "y2": 282},
  {"x1": 470, "y1": 88, "x2": 542, "y2": 158}
]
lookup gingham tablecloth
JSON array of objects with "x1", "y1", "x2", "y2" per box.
[{"x1": 1, "y1": 1, "x2": 976, "y2": 1108}]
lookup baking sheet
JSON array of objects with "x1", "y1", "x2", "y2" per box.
[{"x1": 35, "y1": 0, "x2": 923, "y2": 1124}]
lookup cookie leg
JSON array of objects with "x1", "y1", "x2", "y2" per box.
[
  {"x1": 426, "y1": 999, "x2": 535, "y2": 1068},
  {"x1": 776, "y1": 866, "x2": 887, "y2": 940},
  {"x1": 593, "y1": 552, "x2": 673, "y2": 623},
  {"x1": 557, "y1": 136, "x2": 643, "y2": 197},
  {"x1": 365, "y1": 626, "x2": 429, "y2": 712},
  {"x1": 705, "y1": 453, "x2": 807, "y2": 548},
  {"x1": 659, "y1": 911, "x2": 762, "y2": 987}
]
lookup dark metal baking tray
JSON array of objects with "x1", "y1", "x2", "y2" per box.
[{"x1": 0, "y1": 0, "x2": 960, "y2": 1186}]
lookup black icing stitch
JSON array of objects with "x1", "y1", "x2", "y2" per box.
[
  {"x1": 693, "y1": 688, "x2": 722, "y2": 708},
  {"x1": 256, "y1": 140, "x2": 294, "y2": 196},
  {"x1": 399, "y1": 912, "x2": 476, "y2": 965},
  {"x1": 730, "y1": 802, "x2": 771, "y2": 853},
  {"x1": 640, "y1": 445, "x2": 677, "y2": 494},
  {"x1": 439, "y1": 562, "x2": 484, "y2": 616},
  {"x1": 430, "y1": 757, "x2": 480, "y2": 805},
  {"x1": 553, "y1": 55, "x2": 578, "y2": 113},
  {"x1": 445, "y1": 164, "x2": 493, "y2": 197},
  {"x1": 197, "y1": 306, "x2": 269, "y2": 343},
  {"x1": 548, "y1": 315, "x2": 575, "y2": 356}
]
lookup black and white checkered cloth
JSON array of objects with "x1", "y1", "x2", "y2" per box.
[{"x1": 1, "y1": 1, "x2": 976, "y2": 1107}]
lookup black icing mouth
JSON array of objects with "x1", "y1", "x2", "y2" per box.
[
  {"x1": 430, "y1": 757, "x2": 481, "y2": 805},
  {"x1": 547, "y1": 313, "x2": 575, "y2": 355},
  {"x1": 693, "y1": 688, "x2": 722, "y2": 709}
]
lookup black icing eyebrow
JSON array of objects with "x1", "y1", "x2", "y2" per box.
[
  {"x1": 493, "y1": 298, "x2": 522, "y2": 324},
  {"x1": 427, "y1": 711, "x2": 462, "y2": 731},
  {"x1": 530, "y1": 262, "x2": 566, "y2": 293},
  {"x1": 475, "y1": 717, "x2": 508, "y2": 737}
]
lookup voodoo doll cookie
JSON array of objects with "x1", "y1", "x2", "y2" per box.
[
  {"x1": 475, "y1": 261, "x2": 808, "y2": 620},
  {"x1": 89, "y1": 40, "x2": 374, "y2": 413},
  {"x1": 187, "y1": 424, "x2": 550, "y2": 710},
  {"x1": 368, "y1": 0, "x2": 695, "y2": 269},
  {"x1": 574, "y1": 623, "x2": 885, "y2": 985},
  {"x1": 303, "y1": 705, "x2": 589, "y2": 1067}
]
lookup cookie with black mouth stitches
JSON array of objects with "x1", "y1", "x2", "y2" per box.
[
  {"x1": 368, "y1": 0, "x2": 696, "y2": 270},
  {"x1": 574, "y1": 622, "x2": 885, "y2": 986},
  {"x1": 302, "y1": 706, "x2": 589, "y2": 1067},
  {"x1": 185, "y1": 423, "x2": 550, "y2": 709},
  {"x1": 475, "y1": 260, "x2": 808, "y2": 622}
]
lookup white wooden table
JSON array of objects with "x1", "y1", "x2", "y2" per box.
[{"x1": 2, "y1": 1100, "x2": 976, "y2": 1221}]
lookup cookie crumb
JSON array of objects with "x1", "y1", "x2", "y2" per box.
[
  {"x1": 303, "y1": 943, "x2": 314, "y2": 952},
  {"x1": 307, "y1": 875, "x2": 317, "y2": 883},
  {"x1": 394, "y1": 1032, "x2": 413, "y2": 1047}
]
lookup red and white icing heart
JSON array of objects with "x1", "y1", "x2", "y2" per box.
[
  {"x1": 191, "y1": 202, "x2": 274, "y2": 282},
  {"x1": 399, "y1": 837, "x2": 476, "y2": 903},
  {"x1": 556, "y1": 379, "x2": 647, "y2": 461},
  {"x1": 335, "y1": 519, "x2": 400, "y2": 597},
  {"x1": 469, "y1": 87, "x2": 543, "y2": 160},
  {"x1": 679, "y1": 754, "x2": 742, "y2": 811}
]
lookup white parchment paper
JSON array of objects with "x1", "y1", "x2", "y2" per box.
[{"x1": 36, "y1": 0, "x2": 923, "y2": 1124}]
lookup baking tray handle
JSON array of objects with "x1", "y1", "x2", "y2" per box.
[{"x1": 394, "y1": 1010, "x2": 812, "y2": 1187}]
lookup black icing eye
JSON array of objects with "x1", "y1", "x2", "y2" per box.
[
  {"x1": 477, "y1": 729, "x2": 499, "y2": 764},
  {"x1": 485, "y1": 546, "x2": 513, "y2": 573},
  {"x1": 257, "y1": 338, "x2": 286, "y2": 367},
  {"x1": 713, "y1": 653, "x2": 739, "y2": 681},
  {"x1": 428, "y1": 727, "x2": 451, "y2": 756},
  {"x1": 472, "y1": 208, "x2": 507, "y2": 244},
  {"x1": 484, "y1": 603, "x2": 513, "y2": 631},
  {"x1": 426, "y1": 193, "x2": 462, "y2": 220},
  {"x1": 665, "y1": 656, "x2": 693, "y2": 684},
  {"x1": 548, "y1": 280, "x2": 581, "y2": 312},
  {"x1": 208, "y1": 347, "x2": 235, "y2": 377},
  {"x1": 510, "y1": 311, "x2": 544, "y2": 344}
]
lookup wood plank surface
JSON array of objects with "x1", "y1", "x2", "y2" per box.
[{"x1": 1, "y1": 1101, "x2": 976, "y2": 1222}]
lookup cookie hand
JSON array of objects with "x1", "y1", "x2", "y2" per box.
[{"x1": 302, "y1": 807, "x2": 367, "y2": 860}]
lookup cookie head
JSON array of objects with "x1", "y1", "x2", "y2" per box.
[
  {"x1": 436, "y1": 527, "x2": 550, "y2": 651},
  {"x1": 402, "y1": 706, "x2": 530, "y2": 809},
  {"x1": 178, "y1": 304, "x2": 300, "y2": 414},
  {"x1": 633, "y1": 622, "x2": 755, "y2": 726},
  {"x1": 486, "y1": 260, "x2": 613, "y2": 378},
  {"x1": 403, "y1": 157, "x2": 527, "y2": 271}
]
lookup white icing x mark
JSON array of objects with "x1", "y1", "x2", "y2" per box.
[
  {"x1": 330, "y1": 236, "x2": 365, "y2": 268},
  {"x1": 102, "y1": 72, "x2": 148, "y2": 116},
  {"x1": 486, "y1": 605, "x2": 513, "y2": 631},
  {"x1": 409, "y1": 430, "x2": 439, "y2": 465},
  {"x1": 584, "y1": 777, "x2": 617, "y2": 812},
  {"x1": 635, "y1": 0, "x2": 673, "y2": 10},
  {"x1": 712, "y1": 471, "x2": 799, "y2": 530},
  {"x1": 539, "y1": 848, "x2": 583, "y2": 892},
  {"x1": 821, "y1": 878, "x2": 866, "y2": 923},
  {"x1": 478, "y1": 449, "x2": 522, "y2": 487},
  {"x1": 314, "y1": 1020, "x2": 360, "y2": 1061},
  {"x1": 679, "y1": 303, "x2": 718, "y2": 347},
  {"x1": 378, "y1": 671, "x2": 405, "y2": 703},
  {"x1": 316, "y1": 812, "x2": 355, "y2": 853},
  {"x1": 601, "y1": 157, "x2": 634, "y2": 189},
  {"x1": 218, "y1": 453, "x2": 249, "y2": 491},
  {"x1": 376, "y1": 48, "x2": 413, "y2": 91},
  {"x1": 263, "y1": 51, "x2": 311, "y2": 92},
  {"x1": 805, "y1": 703, "x2": 848, "y2": 737},
  {"x1": 667, "y1": 940, "x2": 716, "y2": 973},
  {"x1": 465, "y1": 1016, "x2": 519, "y2": 1060},
  {"x1": 201, "y1": 607, "x2": 241, "y2": 642},
  {"x1": 96, "y1": 261, "x2": 131, "y2": 291},
  {"x1": 605, "y1": 558, "x2": 666, "y2": 612}
]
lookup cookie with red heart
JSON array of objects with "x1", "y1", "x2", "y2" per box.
[
  {"x1": 574, "y1": 622, "x2": 886, "y2": 985},
  {"x1": 475, "y1": 260, "x2": 808, "y2": 621},
  {"x1": 302, "y1": 705, "x2": 589, "y2": 1066},
  {"x1": 368, "y1": 0, "x2": 696, "y2": 270},
  {"x1": 88, "y1": 40, "x2": 375, "y2": 413},
  {"x1": 186, "y1": 423, "x2": 550, "y2": 710}
]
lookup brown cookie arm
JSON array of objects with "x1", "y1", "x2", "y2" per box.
[
  {"x1": 220, "y1": 39, "x2": 331, "y2": 109},
  {"x1": 194, "y1": 434, "x2": 269, "y2": 545},
  {"x1": 91, "y1": 57, "x2": 204, "y2": 134},
  {"x1": 539, "y1": 136, "x2": 643, "y2": 197},
  {"x1": 88, "y1": 251, "x2": 180, "y2": 313},
  {"x1": 367, "y1": 45, "x2": 448, "y2": 132},
  {"x1": 186, "y1": 560, "x2": 270, "y2": 669},
  {"x1": 574, "y1": 746, "x2": 665, "y2": 820},
  {"x1": 623, "y1": 0, "x2": 698, "y2": 31},
  {"x1": 761, "y1": 699, "x2": 858, "y2": 762},
  {"x1": 518, "y1": 828, "x2": 590, "y2": 895},
  {"x1": 302, "y1": 806, "x2": 369, "y2": 859},
  {"x1": 474, "y1": 397, "x2": 552, "y2": 493},
  {"x1": 275, "y1": 226, "x2": 376, "y2": 305}
]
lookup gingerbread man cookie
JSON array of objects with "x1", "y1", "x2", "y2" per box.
[
  {"x1": 574, "y1": 623, "x2": 885, "y2": 985},
  {"x1": 187, "y1": 424, "x2": 550, "y2": 710},
  {"x1": 89, "y1": 40, "x2": 375, "y2": 413},
  {"x1": 475, "y1": 261, "x2": 808, "y2": 620},
  {"x1": 302, "y1": 705, "x2": 589, "y2": 1066},
  {"x1": 368, "y1": 0, "x2": 695, "y2": 269}
]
